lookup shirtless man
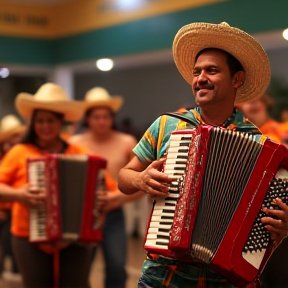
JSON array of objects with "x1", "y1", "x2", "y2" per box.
[{"x1": 69, "y1": 87, "x2": 144, "y2": 288}]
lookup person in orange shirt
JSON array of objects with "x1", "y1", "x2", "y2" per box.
[
  {"x1": 0, "y1": 83, "x2": 113, "y2": 288},
  {"x1": 0, "y1": 114, "x2": 26, "y2": 279},
  {"x1": 237, "y1": 93, "x2": 282, "y2": 143}
]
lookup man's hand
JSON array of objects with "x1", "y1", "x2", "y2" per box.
[
  {"x1": 261, "y1": 198, "x2": 288, "y2": 247},
  {"x1": 133, "y1": 159, "x2": 173, "y2": 200},
  {"x1": 96, "y1": 191, "x2": 121, "y2": 213},
  {"x1": 17, "y1": 184, "x2": 46, "y2": 208}
]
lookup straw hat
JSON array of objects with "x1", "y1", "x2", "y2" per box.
[
  {"x1": 0, "y1": 114, "x2": 26, "y2": 143},
  {"x1": 173, "y1": 22, "x2": 271, "y2": 103},
  {"x1": 15, "y1": 83, "x2": 83, "y2": 122},
  {"x1": 84, "y1": 87, "x2": 123, "y2": 112}
]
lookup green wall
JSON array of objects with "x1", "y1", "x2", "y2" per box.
[{"x1": 1, "y1": 0, "x2": 287, "y2": 65}]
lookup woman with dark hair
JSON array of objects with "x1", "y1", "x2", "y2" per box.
[
  {"x1": 0, "y1": 114, "x2": 26, "y2": 280},
  {"x1": 0, "y1": 83, "x2": 114, "y2": 288}
]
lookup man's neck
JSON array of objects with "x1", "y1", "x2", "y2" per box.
[{"x1": 199, "y1": 106, "x2": 235, "y2": 127}]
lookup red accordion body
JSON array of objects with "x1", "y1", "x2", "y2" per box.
[
  {"x1": 28, "y1": 154, "x2": 107, "y2": 244},
  {"x1": 144, "y1": 126, "x2": 288, "y2": 287}
]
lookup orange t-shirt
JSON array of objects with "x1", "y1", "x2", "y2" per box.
[
  {"x1": 0, "y1": 143, "x2": 115, "y2": 237},
  {"x1": 260, "y1": 120, "x2": 282, "y2": 143}
]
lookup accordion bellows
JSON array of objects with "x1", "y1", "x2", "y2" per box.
[
  {"x1": 28, "y1": 154, "x2": 107, "y2": 244},
  {"x1": 144, "y1": 126, "x2": 288, "y2": 287}
]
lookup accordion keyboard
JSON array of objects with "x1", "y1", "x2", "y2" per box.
[
  {"x1": 28, "y1": 160, "x2": 47, "y2": 242},
  {"x1": 145, "y1": 131, "x2": 193, "y2": 250}
]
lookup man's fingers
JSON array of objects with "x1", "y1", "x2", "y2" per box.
[
  {"x1": 272, "y1": 198, "x2": 288, "y2": 213},
  {"x1": 263, "y1": 208, "x2": 285, "y2": 220},
  {"x1": 261, "y1": 216, "x2": 282, "y2": 228}
]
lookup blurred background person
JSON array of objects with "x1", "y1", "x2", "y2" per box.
[
  {"x1": 0, "y1": 114, "x2": 26, "y2": 281},
  {"x1": 0, "y1": 83, "x2": 101, "y2": 288},
  {"x1": 69, "y1": 87, "x2": 145, "y2": 288},
  {"x1": 237, "y1": 93, "x2": 288, "y2": 288},
  {"x1": 237, "y1": 93, "x2": 282, "y2": 143}
]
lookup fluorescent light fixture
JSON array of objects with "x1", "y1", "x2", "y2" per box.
[
  {"x1": 96, "y1": 58, "x2": 114, "y2": 71},
  {"x1": 283, "y1": 28, "x2": 288, "y2": 41}
]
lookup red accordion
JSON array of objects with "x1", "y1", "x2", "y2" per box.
[
  {"x1": 27, "y1": 154, "x2": 107, "y2": 244},
  {"x1": 144, "y1": 126, "x2": 288, "y2": 287}
]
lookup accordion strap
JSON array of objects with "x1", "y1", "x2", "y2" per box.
[{"x1": 162, "y1": 112, "x2": 199, "y2": 127}]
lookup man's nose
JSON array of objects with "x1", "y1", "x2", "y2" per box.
[{"x1": 197, "y1": 71, "x2": 208, "y2": 82}]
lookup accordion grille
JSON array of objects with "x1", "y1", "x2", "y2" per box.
[{"x1": 190, "y1": 128, "x2": 262, "y2": 263}]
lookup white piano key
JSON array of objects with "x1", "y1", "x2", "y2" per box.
[
  {"x1": 146, "y1": 234, "x2": 170, "y2": 240},
  {"x1": 152, "y1": 210, "x2": 175, "y2": 216}
]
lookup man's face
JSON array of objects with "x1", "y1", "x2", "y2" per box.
[
  {"x1": 86, "y1": 107, "x2": 114, "y2": 134},
  {"x1": 239, "y1": 100, "x2": 266, "y2": 123},
  {"x1": 192, "y1": 50, "x2": 237, "y2": 108}
]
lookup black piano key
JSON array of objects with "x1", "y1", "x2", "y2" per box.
[
  {"x1": 174, "y1": 167, "x2": 185, "y2": 171},
  {"x1": 159, "y1": 228, "x2": 170, "y2": 233},
  {"x1": 180, "y1": 136, "x2": 192, "y2": 141},
  {"x1": 178, "y1": 149, "x2": 189, "y2": 153},
  {"x1": 156, "y1": 240, "x2": 169, "y2": 246},
  {"x1": 160, "y1": 221, "x2": 173, "y2": 225},
  {"x1": 161, "y1": 215, "x2": 174, "y2": 220}
]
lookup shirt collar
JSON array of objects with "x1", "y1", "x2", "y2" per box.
[{"x1": 194, "y1": 106, "x2": 238, "y2": 129}]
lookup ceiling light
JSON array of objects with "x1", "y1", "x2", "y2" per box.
[
  {"x1": 96, "y1": 58, "x2": 114, "y2": 71},
  {"x1": 283, "y1": 28, "x2": 288, "y2": 41},
  {"x1": 0, "y1": 67, "x2": 9, "y2": 78}
]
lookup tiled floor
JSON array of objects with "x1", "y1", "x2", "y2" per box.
[
  {"x1": 0, "y1": 235, "x2": 145, "y2": 288},
  {"x1": 91, "y1": 236, "x2": 145, "y2": 288}
]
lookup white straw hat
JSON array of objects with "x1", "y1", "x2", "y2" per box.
[
  {"x1": 0, "y1": 114, "x2": 26, "y2": 143},
  {"x1": 84, "y1": 87, "x2": 123, "y2": 112},
  {"x1": 173, "y1": 22, "x2": 271, "y2": 103},
  {"x1": 15, "y1": 83, "x2": 84, "y2": 122}
]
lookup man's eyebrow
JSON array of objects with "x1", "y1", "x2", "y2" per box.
[{"x1": 193, "y1": 64, "x2": 219, "y2": 69}]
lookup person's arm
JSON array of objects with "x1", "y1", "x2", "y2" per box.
[
  {"x1": 118, "y1": 155, "x2": 172, "y2": 199},
  {"x1": 0, "y1": 183, "x2": 46, "y2": 207},
  {"x1": 97, "y1": 190, "x2": 145, "y2": 213}
]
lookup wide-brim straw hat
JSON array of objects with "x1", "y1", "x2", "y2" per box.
[
  {"x1": 15, "y1": 83, "x2": 83, "y2": 122},
  {"x1": 84, "y1": 87, "x2": 123, "y2": 112},
  {"x1": 0, "y1": 114, "x2": 26, "y2": 143},
  {"x1": 173, "y1": 22, "x2": 271, "y2": 103}
]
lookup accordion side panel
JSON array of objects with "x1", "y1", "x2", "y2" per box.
[
  {"x1": 210, "y1": 140, "x2": 284, "y2": 287},
  {"x1": 80, "y1": 156, "x2": 107, "y2": 242},
  {"x1": 169, "y1": 126, "x2": 210, "y2": 254},
  {"x1": 46, "y1": 155, "x2": 62, "y2": 241}
]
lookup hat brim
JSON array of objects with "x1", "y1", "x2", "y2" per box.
[
  {"x1": 173, "y1": 22, "x2": 271, "y2": 103},
  {"x1": 0, "y1": 126, "x2": 26, "y2": 143},
  {"x1": 84, "y1": 97, "x2": 123, "y2": 112},
  {"x1": 15, "y1": 93, "x2": 84, "y2": 122}
]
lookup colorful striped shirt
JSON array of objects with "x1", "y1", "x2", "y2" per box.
[{"x1": 134, "y1": 106, "x2": 262, "y2": 163}]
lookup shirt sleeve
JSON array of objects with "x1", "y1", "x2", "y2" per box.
[
  {"x1": 133, "y1": 117, "x2": 161, "y2": 163},
  {"x1": 0, "y1": 145, "x2": 22, "y2": 185},
  {"x1": 105, "y1": 172, "x2": 117, "y2": 192}
]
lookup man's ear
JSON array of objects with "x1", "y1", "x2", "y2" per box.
[{"x1": 233, "y1": 71, "x2": 245, "y2": 89}]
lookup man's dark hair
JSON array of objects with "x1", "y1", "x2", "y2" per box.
[
  {"x1": 81, "y1": 106, "x2": 117, "y2": 130},
  {"x1": 21, "y1": 109, "x2": 64, "y2": 144},
  {"x1": 195, "y1": 48, "x2": 244, "y2": 76}
]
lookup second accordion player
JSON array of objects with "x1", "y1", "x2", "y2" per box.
[
  {"x1": 27, "y1": 154, "x2": 107, "y2": 244},
  {"x1": 144, "y1": 125, "x2": 288, "y2": 287}
]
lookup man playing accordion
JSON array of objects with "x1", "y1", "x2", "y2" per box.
[{"x1": 118, "y1": 22, "x2": 288, "y2": 287}]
